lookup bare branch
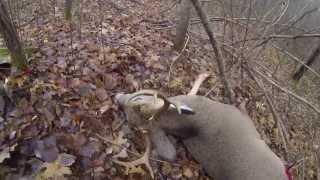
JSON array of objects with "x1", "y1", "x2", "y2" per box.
[
  {"x1": 293, "y1": 42, "x2": 320, "y2": 81},
  {"x1": 272, "y1": 44, "x2": 320, "y2": 80},
  {"x1": 254, "y1": 7, "x2": 318, "y2": 48},
  {"x1": 250, "y1": 67, "x2": 320, "y2": 115},
  {"x1": 268, "y1": 34, "x2": 320, "y2": 39},
  {"x1": 189, "y1": 0, "x2": 232, "y2": 104},
  {"x1": 168, "y1": 34, "x2": 190, "y2": 93},
  {"x1": 246, "y1": 67, "x2": 290, "y2": 160}
]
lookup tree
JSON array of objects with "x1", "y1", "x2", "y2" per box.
[
  {"x1": 0, "y1": 0, "x2": 27, "y2": 71},
  {"x1": 64, "y1": 0, "x2": 73, "y2": 21},
  {"x1": 173, "y1": 0, "x2": 192, "y2": 51},
  {"x1": 293, "y1": 42, "x2": 320, "y2": 81}
]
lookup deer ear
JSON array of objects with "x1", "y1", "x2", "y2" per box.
[{"x1": 170, "y1": 104, "x2": 195, "y2": 115}]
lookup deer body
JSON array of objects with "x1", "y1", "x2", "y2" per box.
[
  {"x1": 158, "y1": 95, "x2": 287, "y2": 179},
  {"x1": 116, "y1": 92, "x2": 288, "y2": 180}
]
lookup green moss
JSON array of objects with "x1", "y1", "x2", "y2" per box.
[
  {"x1": 0, "y1": 47, "x2": 37, "y2": 69},
  {"x1": 0, "y1": 48, "x2": 10, "y2": 63}
]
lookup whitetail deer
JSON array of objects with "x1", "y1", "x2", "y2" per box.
[{"x1": 114, "y1": 74, "x2": 292, "y2": 180}]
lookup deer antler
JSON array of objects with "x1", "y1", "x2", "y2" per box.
[
  {"x1": 112, "y1": 132, "x2": 154, "y2": 179},
  {"x1": 126, "y1": 90, "x2": 182, "y2": 120}
]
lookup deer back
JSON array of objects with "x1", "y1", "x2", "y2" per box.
[{"x1": 157, "y1": 95, "x2": 287, "y2": 180}]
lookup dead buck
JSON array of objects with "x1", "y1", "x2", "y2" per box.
[{"x1": 114, "y1": 74, "x2": 291, "y2": 180}]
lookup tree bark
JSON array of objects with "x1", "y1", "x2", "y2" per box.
[
  {"x1": 64, "y1": 0, "x2": 73, "y2": 21},
  {"x1": 0, "y1": 0, "x2": 27, "y2": 70},
  {"x1": 293, "y1": 43, "x2": 320, "y2": 81},
  {"x1": 173, "y1": 0, "x2": 192, "y2": 51},
  {"x1": 189, "y1": 0, "x2": 232, "y2": 103}
]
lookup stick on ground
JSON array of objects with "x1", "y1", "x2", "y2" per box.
[{"x1": 188, "y1": 73, "x2": 210, "y2": 95}]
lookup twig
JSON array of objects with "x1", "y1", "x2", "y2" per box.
[
  {"x1": 159, "y1": 0, "x2": 178, "y2": 14},
  {"x1": 236, "y1": 34, "x2": 320, "y2": 44},
  {"x1": 246, "y1": 67, "x2": 290, "y2": 160},
  {"x1": 168, "y1": 34, "x2": 189, "y2": 92},
  {"x1": 108, "y1": 0, "x2": 126, "y2": 13},
  {"x1": 190, "y1": 17, "x2": 306, "y2": 31},
  {"x1": 250, "y1": 67, "x2": 320, "y2": 114},
  {"x1": 268, "y1": 34, "x2": 320, "y2": 39},
  {"x1": 254, "y1": 7, "x2": 318, "y2": 48},
  {"x1": 254, "y1": 0, "x2": 289, "y2": 49},
  {"x1": 189, "y1": 0, "x2": 232, "y2": 104},
  {"x1": 293, "y1": 42, "x2": 320, "y2": 80},
  {"x1": 204, "y1": 79, "x2": 218, "y2": 97},
  {"x1": 272, "y1": 44, "x2": 320, "y2": 80},
  {"x1": 239, "y1": 0, "x2": 252, "y2": 87},
  {"x1": 269, "y1": 0, "x2": 290, "y2": 28}
]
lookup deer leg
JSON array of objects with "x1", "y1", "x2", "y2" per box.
[{"x1": 150, "y1": 127, "x2": 177, "y2": 161}]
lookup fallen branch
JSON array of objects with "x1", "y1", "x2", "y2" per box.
[{"x1": 188, "y1": 73, "x2": 210, "y2": 95}]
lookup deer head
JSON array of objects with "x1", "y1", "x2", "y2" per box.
[{"x1": 115, "y1": 89, "x2": 194, "y2": 128}]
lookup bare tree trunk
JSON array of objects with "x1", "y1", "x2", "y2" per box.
[
  {"x1": 64, "y1": 0, "x2": 73, "y2": 21},
  {"x1": 293, "y1": 43, "x2": 320, "y2": 81},
  {"x1": 315, "y1": 130, "x2": 320, "y2": 180},
  {"x1": 173, "y1": 0, "x2": 191, "y2": 51},
  {"x1": 0, "y1": 0, "x2": 27, "y2": 71},
  {"x1": 189, "y1": 0, "x2": 232, "y2": 104}
]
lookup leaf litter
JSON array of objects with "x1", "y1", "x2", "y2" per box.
[{"x1": 0, "y1": 0, "x2": 297, "y2": 179}]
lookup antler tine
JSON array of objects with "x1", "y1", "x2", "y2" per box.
[{"x1": 113, "y1": 132, "x2": 154, "y2": 179}]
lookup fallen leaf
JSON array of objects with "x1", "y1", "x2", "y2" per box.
[
  {"x1": 0, "y1": 147, "x2": 10, "y2": 163},
  {"x1": 112, "y1": 131, "x2": 128, "y2": 153},
  {"x1": 103, "y1": 74, "x2": 117, "y2": 90},
  {"x1": 126, "y1": 166, "x2": 146, "y2": 176},
  {"x1": 100, "y1": 101, "x2": 111, "y2": 114},
  {"x1": 58, "y1": 153, "x2": 76, "y2": 167},
  {"x1": 182, "y1": 166, "x2": 194, "y2": 178},
  {"x1": 37, "y1": 154, "x2": 73, "y2": 180},
  {"x1": 34, "y1": 136, "x2": 59, "y2": 162},
  {"x1": 95, "y1": 88, "x2": 109, "y2": 101},
  {"x1": 161, "y1": 162, "x2": 172, "y2": 176}
]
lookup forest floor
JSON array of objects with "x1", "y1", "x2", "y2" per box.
[{"x1": 0, "y1": 0, "x2": 317, "y2": 179}]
